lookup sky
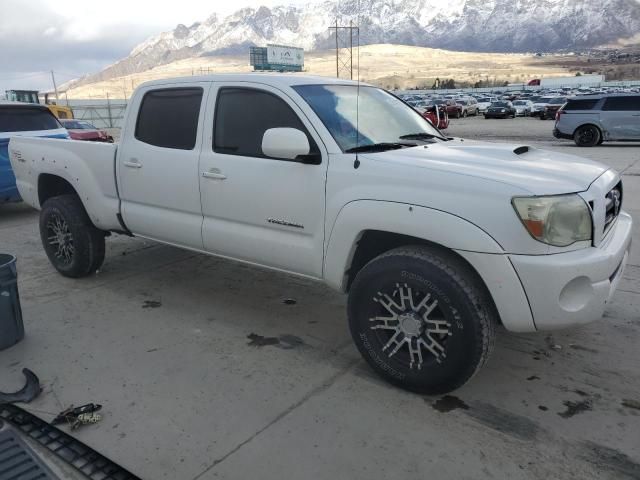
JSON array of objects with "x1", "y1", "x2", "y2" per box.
[{"x1": 0, "y1": 0, "x2": 308, "y2": 94}]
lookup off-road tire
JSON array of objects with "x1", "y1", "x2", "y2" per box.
[
  {"x1": 348, "y1": 246, "x2": 497, "y2": 394},
  {"x1": 574, "y1": 125, "x2": 601, "y2": 147},
  {"x1": 40, "y1": 194, "x2": 106, "y2": 278}
]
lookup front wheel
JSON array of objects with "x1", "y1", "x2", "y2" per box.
[
  {"x1": 40, "y1": 195, "x2": 106, "y2": 278},
  {"x1": 348, "y1": 246, "x2": 497, "y2": 394}
]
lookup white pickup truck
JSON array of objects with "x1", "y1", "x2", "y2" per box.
[{"x1": 9, "y1": 75, "x2": 632, "y2": 393}]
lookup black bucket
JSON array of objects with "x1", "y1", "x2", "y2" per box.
[{"x1": 0, "y1": 254, "x2": 24, "y2": 351}]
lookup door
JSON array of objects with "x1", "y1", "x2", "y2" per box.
[
  {"x1": 117, "y1": 83, "x2": 209, "y2": 249},
  {"x1": 600, "y1": 96, "x2": 640, "y2": 140},
  {"x1": 199, "y1": 83, "x2": 328, "y2": 277}
]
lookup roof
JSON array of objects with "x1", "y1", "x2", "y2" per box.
[
  {"x1": 138, "y1": 73, "x2": 365, "y2": 90},
  {"x1": 0, "y1": 101, "x2": 49, "y2": 109},
  {"x1": 566, "y1": 93, "x2": 640, "y2": 99}
]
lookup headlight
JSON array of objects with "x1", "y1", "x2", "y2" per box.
[
  {"x1": 500, "y1": 109, "x2": 506, "y2": 112},
  {"x1": 512, "y1": 194, "x2": 592, "y2": 246}
]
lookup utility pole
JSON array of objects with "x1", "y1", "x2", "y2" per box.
[
  {"x1": 329, "y1": 21, "x2": 359, "y2": 79},
  {"x1": 50, "y1": 70, "x2": 59, "y2": 103}
]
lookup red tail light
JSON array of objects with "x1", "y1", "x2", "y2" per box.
[{"x1": 555, "y1": 110, "x2": 564, "y2": 121}]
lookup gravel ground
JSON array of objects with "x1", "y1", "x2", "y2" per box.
[{"x1": 1, "y1": 116, "x2": 639, "y2": 480}]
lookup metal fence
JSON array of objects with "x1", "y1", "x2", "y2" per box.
[{"x1": 65, "y1": 98, "x2": 127, "y2": 129}]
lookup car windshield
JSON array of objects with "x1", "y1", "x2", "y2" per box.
[
  {"x1": 548, "y1": 97, "x2": 567, "y2": 104},
  {"x1": 537, "y1": 97, "x2": 554, "y2": 103},
  {"x1": 478, "y1": 98, "x2": 490, "y2": 102},
  {"x1": 513, "y1": 101, "x2": 527, "y2": 105},
  {"x1": 490, "y1": 102, "x2": 509, "y2": 107},
  {"x1": 293, "y1": 85, "x2": 444, "y2": 152}
]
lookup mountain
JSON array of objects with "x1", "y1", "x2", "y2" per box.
[{"x1": 77, "y1": 0, "x2": 640, "y2": 85}]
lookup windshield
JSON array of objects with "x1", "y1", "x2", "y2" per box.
[
  {"x1": 513, "y1": 101, "x2": 527, "y2": 105},
  {"x1": 490, "y1": 102, "x2": 509, "y2": 107},
  {"x1": 548, "y1": 97, "x2": 567, "y2": 104},
  {"x1": 293, "y1": 85, "x2": 443, "y2": 152}
]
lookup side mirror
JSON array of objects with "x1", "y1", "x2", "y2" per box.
[{"x1": 262, "y1": 128, "x2": 311, "y2": 161}]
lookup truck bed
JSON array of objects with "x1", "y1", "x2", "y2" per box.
[{"x1": 8, "y1": 136, "x2": 122, "y2": 231}]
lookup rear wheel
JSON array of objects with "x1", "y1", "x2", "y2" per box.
[
  {"x1": 40, "y1": 195, "x2": 106, "y2": 277},
  {"x1": 348, "y1": 246, "x2": 497, "y2": 394},
  {"x1": 462, "y1": 110, "x2": 467, "y2": 118},
  {"x1": 574, "y1": 125, "x2": 601, "y2": 147}
]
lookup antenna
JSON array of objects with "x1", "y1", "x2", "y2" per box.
[{"x1": 354, "y1": 0, "x2": 361, "y2": 168}]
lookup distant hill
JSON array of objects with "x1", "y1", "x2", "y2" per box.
[{"x1": 66, "y1": 0, "x2": 640, "y2": 88}]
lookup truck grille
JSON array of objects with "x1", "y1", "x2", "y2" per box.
[{"x1": 603, "y1": 181, "x2": 622, "y2": 236}]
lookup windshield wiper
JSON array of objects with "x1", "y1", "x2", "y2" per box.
[
  {"x1": 398, "y1": 132, "x2": 445, "y2": 141},
  {"x1": 345, "y1": 142, "x2": 417, "y2": 153}
]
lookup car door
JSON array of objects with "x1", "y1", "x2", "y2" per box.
[
  {"x1": 117, "y1": 83, "x2": 210, "y2": 249},
  {"x1": 600, "y1": 96, "x2": 640, "y2": 140},
  {"x1": 198, "y1": 83, "x2": 328, "y2": 277}
]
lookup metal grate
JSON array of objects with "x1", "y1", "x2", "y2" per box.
[
  {"x1": 0, "y1": 404, "x2": 141, "y2": 480},
  {"x1": 0, "y1": 427, "x2": 56, "y2": 479}
]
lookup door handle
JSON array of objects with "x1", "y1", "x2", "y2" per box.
[
  {"x1": 123, "y1": 158, "x2": 142, "y2": 169},
  {"x1": 202, "y1": 169, "x2": 227, "y2": 180}
]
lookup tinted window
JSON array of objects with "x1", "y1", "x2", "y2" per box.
[
  {"x1": 0, "y1": 107, "x2": 61, "y2": 132},
  {"x1": 563, "y1": 99, "x2": 599, "y2": 111},
  {"x1": 135, "y1": 87, "x2": 203, "y2": 150},
  {"x1": 214, "y1": 87, "x2": 317, "y2": 158},
  {"x1": 602, "y1": 96, "x2": 640, "y2": 111}
]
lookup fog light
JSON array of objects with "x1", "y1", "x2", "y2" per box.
[{"x1": 558, "y1": 276, "x2": 593, "y2": 312}]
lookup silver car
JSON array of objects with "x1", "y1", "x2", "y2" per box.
[
  {"x1": 553, "y1": 94, "x2": 640, "y2": 146},
  {"x1": 512, "y1": 100, "x2": 533, "y2": 116}
]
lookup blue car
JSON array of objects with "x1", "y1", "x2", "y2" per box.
[{"x1": 1, "y1": 102, "x2": 68, "y2": 203}]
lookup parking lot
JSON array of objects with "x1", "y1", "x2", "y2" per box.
[{"x1": 1, "y1": 115, "x2": 639, "y2": 479}]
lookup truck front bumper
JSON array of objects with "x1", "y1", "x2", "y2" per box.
[{"x1": 509, "y1": 211, "x2": 632, "y2": 330}]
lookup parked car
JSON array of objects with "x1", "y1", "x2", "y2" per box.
[
  {"x1": 60, "y1": 119, "x2": 114, "y2": 142},
  {"x1": 9, "y1": 74, "x2": 632, "y2": 394},
  {"x1": 0, "y1": 102, "x2": 68, "y2": 203},
  {"x1": 476, "y1": 97, "x2": 497, "y2": 113},
  {"x1": 554, "y1": 94, "x2": 640, "y2": 146},
  {"x1": 512, "y1": 100, "x2": 533, "y2": 116},
  {"x1": 484, "y1": 101, "x2": 516, "y2": 119},
  {"x1": 433, "y1": 99, "x2": 463, "y2": 118},
  {"x1": 456, "y1": 98, "x2": 479, "y2": 117},
  {"x1": 531, "y1": 96, "x2": 555, "y2": 117},
  {"x1": 540, "y1": 97, "x2": 567, "y2": 120}
]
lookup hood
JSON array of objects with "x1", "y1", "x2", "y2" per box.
[{"x1": 363, "y1": 139, "x2": 608, "y2": 195}]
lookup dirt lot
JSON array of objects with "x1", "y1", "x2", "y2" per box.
[{"x1": 1, "y1": 116, "x2": 639, "y2": 479}]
